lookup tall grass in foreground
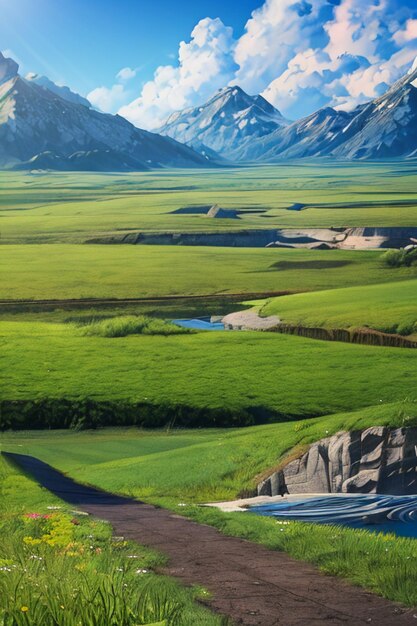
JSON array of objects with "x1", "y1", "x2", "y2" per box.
[
  {"x1": 80, "y1": 316, "x2": 191, "y2": 338},
  {"x1": 0, "y1": 458, "x2": 226, "y2": 626}
]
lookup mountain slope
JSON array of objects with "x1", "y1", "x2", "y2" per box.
[
  {"x1": 25, "y1": 73, "x2": 92, "y2": 109},
  {"x1": 229, "y1": 107, "x2": 355, "y2": 161},
  {"x1": 157, "y1": 85, "x2": 289, "y2": 157},
  {"x1": 332, "y1": 67, "x2": 417, "y2": 159},
  {"x1": 0, "y1": 53, "x2": 212, "y2": 171},
  {"x1": 233, "y1": 64, "x2": 417, "y2": 162}
]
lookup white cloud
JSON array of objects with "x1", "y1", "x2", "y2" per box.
[
  {"x1": 233, "y1": 0, "x2": 330, "y2": 95},
  {"x1": 113, "y1": 0, "x2": 417, "y2": 127},
  {"x1": 87, "y1": 84, "x2": 127, "y2": 113},
  {"x1": 394, "y1": 19, "x2": 417, "y2": 45},
  {"x1": 257, "y1": 0, "x2": 417, "y2": 117},
  {"x1": 119, "y1": 17, "x2": 237, "y2": 129},
  {"x1": 116, "y1": 67, "x2": 137, "y2": 81}
]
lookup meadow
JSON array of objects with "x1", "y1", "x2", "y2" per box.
[
  {"x1": 2, "y1": 245, "x2": 417, "y2": 302},
  {"x1": 0, "y1": 456, "x2": 225, "y2": 626},
  {"x1": 1, "y1": 320, "x2": 417, "y2": 428},
  {"x1": 262, "y1": 278, "x2": 417, "y2": 336},
  {"x1": 3, "y1": 400, "x2": 417, "y2": 606},
  {"x1": 2, "y1": 161, "x2": 417, "y2": 619},
  {"x1": 1, "y1": 161, "x2": 417, "y2": 244}
]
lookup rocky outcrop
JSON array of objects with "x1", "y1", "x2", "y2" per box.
[{"x1": 258, "y1": 427, "x2": 417, "y2": 496}]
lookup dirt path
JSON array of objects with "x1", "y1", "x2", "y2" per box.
[{"x1": 4, "y1": 452, "x2": 417, "y2": 626}]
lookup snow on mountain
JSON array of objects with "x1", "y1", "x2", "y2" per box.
[
  {"x1": 229, "y1": 107, "x2": 355, "y2": 161},
  {"x1": 331, "y1": 65, "x2": 417, "y2": 159},
  {"x1": 0, "y1": 52, "x2": 213, "y2": 171},
  {"x1": 25, "y1": 73, "x2": 92, "y2": 109},
  {"x1": 156, "y1": 85, "x2": 289, "y2": 158},
  {"x1": 233, "y1": 63, "x2": 417, "y2": 162}
]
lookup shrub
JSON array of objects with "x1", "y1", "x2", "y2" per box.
[
  {"x1": 80, "y1": 316, "x2": 191, "y2": 338},
  {"x1": 381, "y1": 248, "x2": 417, "y2": 268}
]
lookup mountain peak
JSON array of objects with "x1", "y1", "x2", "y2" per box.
[
  {"x1": 157, "y1": 85, "x2": 289, "y2": 157},
  {"x1": 0, "y1": 52, "x2": 19, "y2": 86}
]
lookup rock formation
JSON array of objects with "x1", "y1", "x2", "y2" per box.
[{"x1": 258, "y1": 427, "x2": 417, "y2": 496}]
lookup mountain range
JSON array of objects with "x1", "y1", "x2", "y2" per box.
[
  {"x1": 0, "y1": 52, "x2": 212, "y2": 171},
  {"x1": 228, "y1": 65, "x2": 417, "y2": 162},
  {"x1": 1, "y1": 49, "x2": 417, "y2": 171},
  {"x1": 157, "y1": 62, "x2": 417, "y2": 163}
]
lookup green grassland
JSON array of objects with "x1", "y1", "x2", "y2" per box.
[
  {"x1": 3, "y1": 400, "x2": 417, "y2": 607},
  {"x1": 2, "y1": 402, "x2": 415, "y2": 502},
  {"x1": 2, "y1": 245, "x2": 417, "y2": 301},
  {"x1": 3, "y1": 161, "x2": 417, "y2": 613},
  {"x1": 0, "y1": 456, "x2": 224, "y2": 626},
  {"x1": 262, "y1": 278, "x2": 417, "y2": 336},
  {"x1": 1, "y1": 320, "x2": 417, "y2": 420},
  {"x1": 2, "y1": 162, "x2": 417, "y2": 244}
]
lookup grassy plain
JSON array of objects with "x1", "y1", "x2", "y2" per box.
[
  {"x1": 1, "y1": 162, "x2": 417, "y2": 244},
  {"x1": 262, "y1": 278, "x2": 417, "y2": 335},
  {"x1": 1, "y1": 320, "x2": 417, "y2": 419},
  {"x1": 2, "y1": 245, "x2": 417, "y2": 301},
  {"x1": 3, "y1": 400, "x2": 417, "y2": 606},
  {"x1": 2, "y1": 402, "x2": 415, "y2": 501},
  {"x1": 2, "y1": 162, "x2": 417, "y2": 613}
]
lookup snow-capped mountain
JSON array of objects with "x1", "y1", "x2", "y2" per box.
[
  {"x1": 232, "y1": 63, "x2": 417, "y2": 162},
  {"x1": 25, "y1": 73, "x2": 92, "y2": 109},
  {"x1": 156, "y1": 85, "x2": 289, "y2": 158},
  {"x1": 0, "y1": 52, "x2": 212, "y2": 171},
  {"x1": 229, "y1": 107, "x2": 355, "y2": 161},
  {"x1": 331, "y1": 66, "x2": 417, "y2": 159}
]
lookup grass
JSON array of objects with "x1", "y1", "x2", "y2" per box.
[
  {"x1": 2, "y1": 401, "x2": 416, "y2": 501},
  {"x1": 262, "y1": 278, "x2": 417, "y2": 335},
  {"x1": 2, "y1": 162, "x2": 417, "y2": 244},
  {"x1": 3, "y1": 161, "x2": 417, "y2": 611},
  {"x1": 80, "y1": 316, "x2": 191, "y2": 338},
  {"x1": 1, "y1": 320, "x2": 417, "y2": 420},
  {"x1": 2, "y1": 246, "x2": 417, "y2": 302},
  {"x1": 0, "y1": 456, "x2": 226, "y2": 626},
  {"x1": 3, "y1": 401, "x2": 417, "y2": 606}
]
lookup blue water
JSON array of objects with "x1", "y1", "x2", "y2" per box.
[
  {"x1": 250, "y1": 494, "x2": 417, "y2": 538},
  {"x1": 172, "y1": 317, "x2": 225, "y2": 331}
]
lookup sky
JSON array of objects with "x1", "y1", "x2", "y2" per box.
[{"x1": 1, "y1": 0, "x2": 417, "y2": 129}]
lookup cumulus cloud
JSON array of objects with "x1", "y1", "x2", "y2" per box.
[
  {"x1": 115, "y1": 0, "x2": 417, "y2": 127},
  {"x1": 87, "y1": 67, "x2": 139, "y2": 113},
  {"x1": 258, "y1": 0, "x2": 417, "y2": 117},
  {"x1": 87, "y1": 84, "x2": 127, "y2": 112},
  {"x1": 119, "y1": 17, "x2": 237, "y2": 129}
]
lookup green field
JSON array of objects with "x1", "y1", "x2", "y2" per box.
[
  {"x1": 2, "y1": 245, "x2": 417, "y2": 302},
  {"x1": 3, "y1": 162, "x2": 417, "y2": 618},
  {"x1": 3, "y1": 400, "x2": 417, "y2": 606},
  {"x1": 262, "y1": 278, "x2": 417, "y2": 336},
  {"x1": 2, "y1": 402, "x2": 415, "y2": 502},
  {"x1": 2, "y1": 162, "x2": 417, "y2": 244},
  {"x1": 2, "y1": 320, "x2": 417, "y2": 421}
]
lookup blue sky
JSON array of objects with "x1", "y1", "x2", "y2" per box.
[
  {"x1": 0, "y1": 0, "x2": 262, "y2": 92},
  {"x1": 1, "y1": 0, "x2": 417, "y2": 128}
]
